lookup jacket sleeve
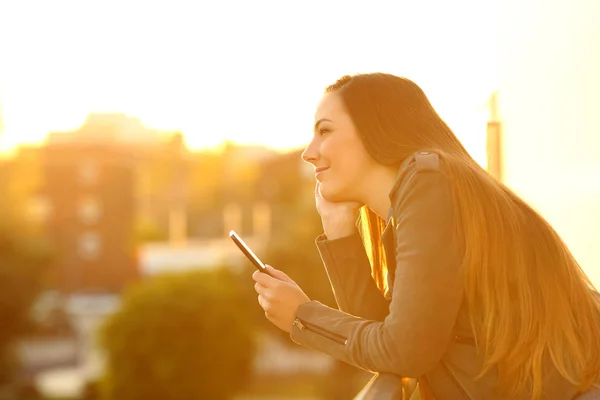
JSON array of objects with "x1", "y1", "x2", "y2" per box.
[
  {"x1": 290, "y1": 162, "x2": 464, "y2": 378},
  {"x1": 315, "y1": 232, "x2": 391, "y2": 321}
]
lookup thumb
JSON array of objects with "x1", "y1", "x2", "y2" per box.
[{"x1": 266, "y1": 265, "x2": 294, "y2": 284}]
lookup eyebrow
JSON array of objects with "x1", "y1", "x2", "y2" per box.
[{"x1": 313, "y1": 118, "x2": 333, "y2": 132}]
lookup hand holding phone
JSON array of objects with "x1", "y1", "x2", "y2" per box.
[{"x1": 229, "y1": 230, "x2": 272, "y2": 276}]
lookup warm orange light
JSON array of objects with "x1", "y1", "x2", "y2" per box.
[{"x1": 0, "y1": 1, "x2": 498, "y2": 156}]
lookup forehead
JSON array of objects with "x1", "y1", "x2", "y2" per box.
[{"x1": 314, "y1": 92, "x2": 347, "y2": 121}]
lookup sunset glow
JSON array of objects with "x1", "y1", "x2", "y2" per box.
[{"x1": 0, "y1": 0, "x2": 498, "y2": 160}]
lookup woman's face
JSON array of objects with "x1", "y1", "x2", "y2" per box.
[{"x1": 302, "y1": 92, "x2": 379, "y2": 202}]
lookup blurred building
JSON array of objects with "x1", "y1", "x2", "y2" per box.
[
  {"x1": 138, "y1": 147, "x2": 308, "y2": 276},
  {"x1": 48, "y1": 113, "x2": 188, "y2": 245},
  {"x1": 41, "y1": 143, "x2": 137, "y2": 292},
  {"x1": 15, "y1": 113, "x2": 288, "y2": 287},
  {"x1": 256, "y1": 149, "x2": 307, "y2": 205},
  {"x1": 16, "y1": 114, "x2": 187, "y2": 398},
  {"x1": 37, "y1": 112, "x2": 186, "y2": 293},
  {"x1": 255, "y1": 149, "x2": 314, "y2": 233},
  {"x1": 217, "y1": 143, "x2": 277, "y2": 238},
  {"x1": 46, "y1": 113, "x2": 168, "y2": 145}
]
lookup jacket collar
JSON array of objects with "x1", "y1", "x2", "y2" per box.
[{"x1": 385, "y1": 153, "x2": 418, "y2": 224}]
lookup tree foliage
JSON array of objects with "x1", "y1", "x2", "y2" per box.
[
  {"x1": 0, "y1": 228, "x2": 50, "y2": 384},
  {"x1": 0, "y1": 160, "x2": 51, "y2": 385},
  {"x1": 99, "y1": 268, "x2": 257, "y2": 400}
]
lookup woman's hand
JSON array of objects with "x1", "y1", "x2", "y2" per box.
[
  {"x1": 315, "y1": 182, "x2": 362, "y2": 239},
  {"x1": 253, "y1": 265, "x2": 311, "y2": 333}
]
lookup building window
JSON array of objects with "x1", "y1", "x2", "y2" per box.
[
  {"x1": 77, "y1": 232, "x2": 101, "y2": 260},
  {"x1": 79, "y1": 161, "x2": 99, "y2": 185},
  {"x1": 78, "y1": 197, "x2": 102, "y2": 225},
  {"x1": 27, "y1": 196, "x2": 52, "y2": 223}
]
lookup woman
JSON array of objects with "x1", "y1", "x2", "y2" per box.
[{"x1": 252, "y1": 73, "x2": 600, "y2": 399}]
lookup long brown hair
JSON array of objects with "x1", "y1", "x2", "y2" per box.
[{"x1": 325, "y1": 73, "x2": 600, "y2": 398}]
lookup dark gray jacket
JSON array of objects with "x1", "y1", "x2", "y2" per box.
[{"x1": 290, "y1": 151, "x2": 598, "y2": 399}]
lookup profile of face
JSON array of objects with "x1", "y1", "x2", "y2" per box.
[{"x1": 302, "y1": 92, "x2": 380, "y2": 203}]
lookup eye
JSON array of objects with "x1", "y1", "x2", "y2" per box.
[{"x1": 318, "y1": 127, "x2": 331, "y2": 136}]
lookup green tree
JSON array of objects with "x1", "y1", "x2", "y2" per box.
[{"x1": 99, "y1": 268, "x2": 257, "y2": 400}]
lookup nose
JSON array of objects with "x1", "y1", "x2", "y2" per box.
[{"x1": 301, "y1": 139, "x2": 318, "y2": 165}]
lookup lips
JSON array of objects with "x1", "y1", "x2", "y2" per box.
[{"x1": 315, "y1": 166, "x2": 329, "y2": 180}]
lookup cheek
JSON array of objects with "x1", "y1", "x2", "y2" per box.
[
  {"x1": 333, "y1": 151, "x2": 367, "y2": 184},
  {"x1": 320, "y1": 165, "x2": 361, "y2": 202},
  {"x1": 319, "y1": 139, "x2": 336, "y2": 162},
  {"x1": 319, "y1": 133, "x2": 372, "y2": 199},
  {"x1": 321, "y1": 138, "x2": 354, "y2": 173}
]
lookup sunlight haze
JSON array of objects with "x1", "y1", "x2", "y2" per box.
[{"x1": 0, "y1": 0, "x2": 497, "y2": 161}]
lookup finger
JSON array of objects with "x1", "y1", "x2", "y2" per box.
[
  {"x1": 252, "y1": 270, "x2": 278, "y2": 287},
  {"x1": 254, "y1": 281, "x2": 268, "y2": 294},
  {"x1": 264, "y1": 311, "x2": 273, "y2": 322},
  {"x1": 258, "y1": 294, "x2": 267, "y2": 310},
  {"x1": 266, "y1": 265, "x2": 294, "y2": 284},
  {"x1": 252, "y1": 270, "x2": 261, "y2": 280},
  {"x1": 258, "y1": 295, "x2": 275, "y2": 313},
  {"x1": 255, "y1": 284, "x2": 276, "y2": 304}
]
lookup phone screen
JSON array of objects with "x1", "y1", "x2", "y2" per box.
[{"x1": 229, "y1": 230, "x2": 271, "y2": 276}]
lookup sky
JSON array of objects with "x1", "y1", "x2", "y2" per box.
[
  {"x1": 1, "y1": 1, "x2": 599, "y2": 287},
  {"x1": 0, "y1": 0, "x2": 498, "y2": 160}
]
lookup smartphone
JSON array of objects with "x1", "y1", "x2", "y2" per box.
[{"x1": 229, "y1": 230, "x2": 272, "y2": 276}]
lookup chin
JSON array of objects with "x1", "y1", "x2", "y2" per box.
[{"x1": 319, "y1": 182, "x2": 349, "y2": 202}]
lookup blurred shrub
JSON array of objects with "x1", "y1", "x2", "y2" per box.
[
  {"x1": 98, "y1": 268, "x2": 256, "y2": 400},
  {"x1": 0, "y1": 229, "x2": 50, "y2": 385}
]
